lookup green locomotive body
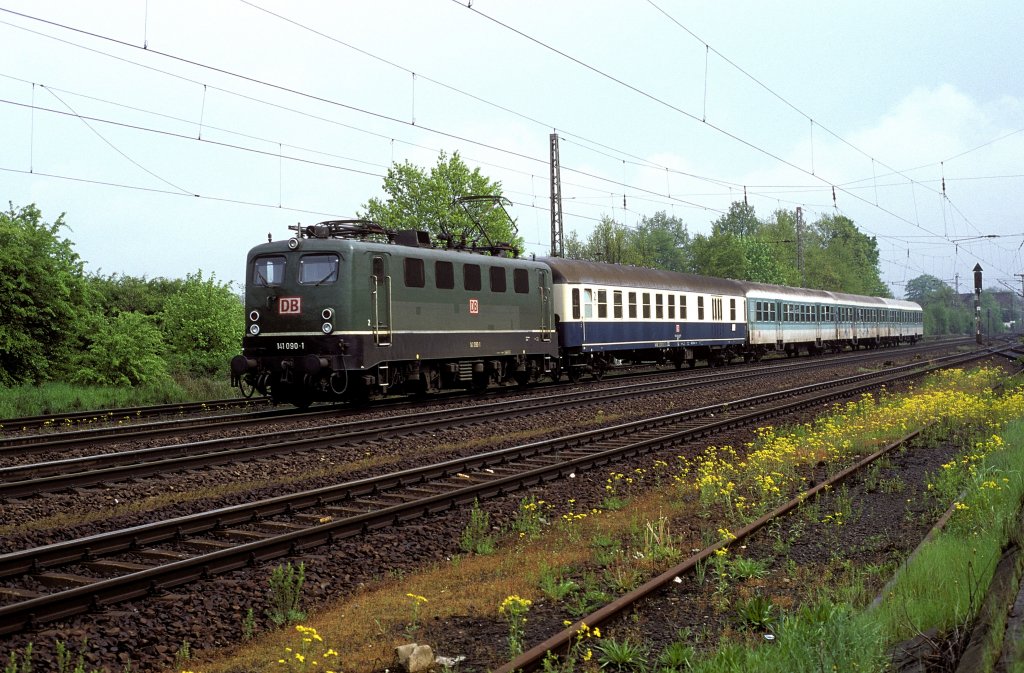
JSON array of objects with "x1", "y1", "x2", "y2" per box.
[{"x1": 231, "y1": 224, "x2": 558, "y2": 405}]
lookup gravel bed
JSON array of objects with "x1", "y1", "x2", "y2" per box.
[{"x1": 0, "y1": 347, "x2": 999, "y2": 672}]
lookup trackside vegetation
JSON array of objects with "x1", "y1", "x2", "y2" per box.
[
  {"x1": 0, "y1": 203, "x2": 241, "y2": 417},
  {"x1": 74, "y1": 365, "x2": 1014, "y2": 673}
]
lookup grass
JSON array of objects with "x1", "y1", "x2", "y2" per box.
[
  {"x1": 0, "y1": 377, "x2": 238, "y2": 421},
  {"x1": 31, "y1": 365, "x2": 1020, "y2": 673}
]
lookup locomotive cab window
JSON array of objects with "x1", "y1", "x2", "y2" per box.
[
  {"x1": 253, "y1": 255, "x2": 286, "y2": 286},
  {"x1": 299, "y1": 254, "x2": 339, "y2": 285}
]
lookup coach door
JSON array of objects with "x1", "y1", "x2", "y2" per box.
[
  {"x1": 369, "y1": 254, "x2": 392, "y2": 346},
  {"x1": 538, "y1": 269, "x2": 552, "y2": 342}
]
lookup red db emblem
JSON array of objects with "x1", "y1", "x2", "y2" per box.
[
  {"x1": 279, "y1": 297, "x2": 302, "y2": 314},
  {"x1": 469, "y1": 298, "x2": 479, "y2": 315}
]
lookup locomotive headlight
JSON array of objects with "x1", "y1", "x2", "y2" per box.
[
  {"x1": 321, "y1": 308, "x2": 334, "y2": 320},
  {"x1": 249, "y1": 310, "x2": 260, "y2": 322},
  {"x1": 249, "y1": 324, "x2": 260, "y2": 335},
  {"x1": 321, "y1": 322, "x2": 333, "y2": 334}
]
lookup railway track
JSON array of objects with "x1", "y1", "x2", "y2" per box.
[
  {"x1": 0, "y1": 344, "x2": 1001, "y2": 637},
  {"x1": 0, "y1": 338, "x2": 970, "y2": 451},
  {"x1": 0, "y1": 344, "x2": 968, "y2": 497},
  {"x1": 0, "y1": 397, "x2": 270, "y2": 434}
]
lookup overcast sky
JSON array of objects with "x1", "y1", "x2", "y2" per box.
[{"x1": 2, "y1": 1, "x2": 1022, "y2": 297}]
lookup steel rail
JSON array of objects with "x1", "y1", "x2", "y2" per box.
[
  {"x1": 0, "y1": 347, "x2": 999, "y2": 635},
  {"x1": 0, "y1": 340, "x2": 963, "y2": 454},
  {"x1": 0, "y1": 345, "x2": 957, "y2": 492},
  {"x1": 494, "y1": 426, "x2": 933, "y2": 673}
]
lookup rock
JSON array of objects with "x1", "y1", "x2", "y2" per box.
[{"x1": 396, "y1": 643, "x2": 435, "y2": 673}]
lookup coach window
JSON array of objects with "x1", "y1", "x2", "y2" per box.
[
  {"x1": 572, "y1": 288, "x2": 581, "y2": 320},
  {"x1": 642, "y1": 292, "x2": 651, "y2": 319},
  {"x1": 404, "y1": 257, "x2": 425, "y2": 288},
  {"x1": 668, "y1": 294, "x2": 675, "y2": 320},
  {"x1": 655, "y1": 294, "x2": 664, "y2": 319},
  {"x1": 584, "y1": 288, "x2": 594, "y2": 318},
  {"x1": 628, "y1": 292, "x2": 638, "y2": 319},
  {"x1": 435, "y1": 261, "x2": 454, "y2": 290},
  {"x1": 253, "y1": 255, "x2": 286, "y2": 286},
  {"x1": 298, "y1": 254, "x2": 339, "y2": 285},
  {"x1": 613, "y1": 291, "x2": 623, "y2": 319},
  {"x1": 729, "y1": 298, "x2": 736, "y2": 322},
  {"x1": 680, "y1": 295, "x2": 688, "y2": 319},
  {"x1": 464, "y1": 264, "x2": 482, "y2": 291},
  {"x1": 598, "y1": 290, "x2": 608, "y2": 318},
  {"x1": 490, "y1": 266, "x2": 507, "y2": 293},
  {"x1": 697, "y1": 296, "x2": 705, "y2": 320},
  {"x1": 513, "y1": 268, "x2": 529, "y2": 294}
]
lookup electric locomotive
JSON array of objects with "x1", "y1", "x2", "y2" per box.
[{"x1": 231, "y1": 220, "x2": 558, "y2": 406}]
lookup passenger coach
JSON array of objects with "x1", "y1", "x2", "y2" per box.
[
  {"x1": 542, "y1": 257, "x2": 748, "y2": 378},
  {"x1": 743, "y1": 282, "x2": 923, "y2": 358}
]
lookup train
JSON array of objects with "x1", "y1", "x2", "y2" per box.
[{"x1": 230, "y1": 220, "x2": 924, "y2": 406}]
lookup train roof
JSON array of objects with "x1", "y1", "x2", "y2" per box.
[
  {"x1": 539, "y1": 257, "x2": 747, "y2": 296},
  {"x1": 741, "y1": 280, "x2": 922, "y2": 310},
  {"x1": 247, "y1": 236, "x2": 551, "y2": 269}
]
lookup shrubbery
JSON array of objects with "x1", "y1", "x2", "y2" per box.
[{"x1": 0, "y1": 203, "x2": 242, "y2": 397}]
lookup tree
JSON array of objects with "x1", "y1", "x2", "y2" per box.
[
  {"x1": 904, "y1": 274, "x2": 953, "y2": 304},
  {"x1": 73, "y1": 311, "x2": 171, "y2": 386},
  {"x1": 160, "y1": 271, "x2": 244, "y2": 377},
  {"x1": 809, "y1": 214, "x2": 889, "y2": 296},
  {"x1": 362, "y1": 151, "x2": 523, "y2": 254},
  {"x1": 88, "y1": 273, "x2": 187, "y2": 316},
  {"x1": 631, "y1": 211, "x2": 692, "y2": 272},
  {"x1": 0, "y1": 203, "x2": 89, "y2": 385}
]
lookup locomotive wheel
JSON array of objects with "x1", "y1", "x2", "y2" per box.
[{"x1": 238, "y1": 377, "x2": 257, "y2": 399}]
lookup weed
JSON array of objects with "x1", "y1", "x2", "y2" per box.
[
  {"x1": 597, "y1": 637, "x2": 648, "y2": 672},
  {"x1": 405, "y1": 593, "x2": 428, "y2": 636},
  {"x1": 733, "y1": 593, "x2": 776, "y2": 631},
  {"x1": 241, "y1": 607, "x2": 256, "y2": 641},
  {"x1": 511, "y1": 495, "x2": 547, "y2": 539},
  {"x1": 4, "y1": 643, "x2": 32, "y2": 673},
  {"x1": 655, "y1": 640, "x2": 695, "y2": 673},
  {"x1": 173, "y1": 640, "x2": 191, "y2": 670},
  {"x1": 729, "y1": 556, "x2": 769, "y2": 581},
  {"x1": 267, "y1": 561, "x2": 307, "y2": 627},
  {"x1": 498, "y1": 594, "x2": 532, "y2": 656},
  {"x1": 640, "y1": 517, "x2": 680, "y2": 564},
  {"x1": 603, "y1": 552, "x2": 646, "y2": 593},
  {"x1": 276, "y1": 624, "x2": 341, "y2": 672},
  {"x1": 538, "y1": 563, "x2": 578, "y2": 601},
  {"x1": 460, "y1": 500, "x2": 496, "y2": 555}
]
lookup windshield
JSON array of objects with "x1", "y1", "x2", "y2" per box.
[
  {"x1": 253, "y1": 256, "x2": 286, "y2": 286},
  {"x1": 299, "y1": 254, "x2": 340, "y2": 285}
]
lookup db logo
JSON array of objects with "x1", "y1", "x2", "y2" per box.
[
  {"x1": 279, "y1": 297, "x2": 302, "y2": 314},
  {"x1": 469, "y1": 298, "x2": 479, "y2": 315}
]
